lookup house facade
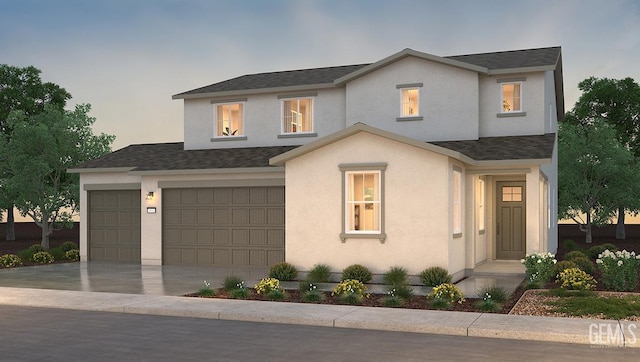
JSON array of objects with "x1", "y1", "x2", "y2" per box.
[{"x1": 69, "y1": 47, "x2": 563, "y2": 280}]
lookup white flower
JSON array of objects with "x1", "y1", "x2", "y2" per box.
[{"x1": 618, "y1": 260, "x2": 623, "y2": 267}]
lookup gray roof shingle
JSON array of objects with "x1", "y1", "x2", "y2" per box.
[
  {"x1": 430, "y1": 133, "x2": 556, "y2": 161},
  {"x1": 174, "y1": 47, "x2": 561, "y2": 97},
  {"x1": 72, "y1": 143, "x2": 299, "y2": 171}
]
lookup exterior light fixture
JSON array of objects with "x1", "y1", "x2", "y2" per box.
[{"x1": 146, "y1": 191, "x2": 154, "y2": 200}]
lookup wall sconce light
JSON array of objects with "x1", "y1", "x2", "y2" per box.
[
  {"x1": 146, "y1": 207, "x2": 157, "y2": 214},
  {"x1": 146, "y1": 191, "x2": 154, "y2": 200}
]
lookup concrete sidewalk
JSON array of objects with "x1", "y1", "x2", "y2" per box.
[{"x1": 0, "y1": 287, "x2": 636, "y2": 348}]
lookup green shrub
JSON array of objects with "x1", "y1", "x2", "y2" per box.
[
  {"x1": 64, "y1": 249, "x2": 80, "y2": 261},
  {"x1": 475, "y1": 292, "x2": 502, "y2": 312},
  {"x1": 522, "y1": 252, "x2": 556, "y2": 286},
  {"x1": 254, "y1": 277, "x2": 281, "y2": 295},
  {"x1": 428, "y1": 283, "x2": 465, "y2": 308},
  {"x1": 553, "y1": 260, "x2": 578, "y2": 279},
  {"x1": 198, "y1": 280, "x2": 216, "y2": 297},
  {"x1": 382, "y1": 266, "x2": 408, "y2": 286},
  {"x1": 332, "y1": 279, "x2": 369, "y2": 304},
  {"x1": 381, "y1": 289, "x2": 405, "y2": 308},
  {"x1": 477, "y1": 284, "x2": 508, "y2": 304},
  {"x1": 223, "y1": 275, "x2": 244, "y2": 292},
  {"x1": 597, "y1": 249, "x2": 640, "y2": 291},
  {"x1": 419, "y1": 266, "x2": 451, "y2": 287},
  {"x1": 268, "y1": 262, "x2": 298, "y2": 281},
  {"x1": 561, "y1": 239, "x2": 581, "y2": 252},
  {"x1": 564, "y1": 250, "x2": 588, "y2": 261},
  {"x1": 48, "y1": 247, "x2": 65, "y2": 261},
  {"x1": 587, "y1": 244, "x2": 617, "y2": 260},
  {"x1": 557, "y1": 268, "x2": 597, "y2": 290},
  {"x1": 0, "y1": 254, "x2": 23, "y2": 268},
  {"x1": 301, "y1": 283, "x2": 325, "y2": 302},
  {"x1": 17, "y1": 249, "x2": 34, "y2": 261},
  {"x1": 229, "y1": 287, "x2": 250, "y2": 299},
  {"x1": 59, "y1": 241, "x2": 79, "y2": 252},
  {"x1": 390, "y1": 284, "x2": 414, "y2": 300},
  {"x1": 28, "y1": 244, "x2": 45, "y2": 253},
  {"x1": 570, "y1": 256, "x2": 595, "y2": 275},
  {"x1": 341, "y1": 264, "x2": 372, "y2": 283},
  {"x1": 32, "y1": 251, "x2": 54, "y2": 264},
  {"x1": 306, "y1": 263, "x2": 332, "y2": 283}
]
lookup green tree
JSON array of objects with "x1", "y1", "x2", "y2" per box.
[
  {"x1": 0, "y1": 104, "x2": 114, "y2": 249},
  {"x1": 566, "y1": 77, "x2": 640, "y2": 239},
  {"x1": 0, "y1": 65, "x2": 71, "y2": 240},
  {"x1": 558, "y1": 121, "x2": 637, "y2": 243}
]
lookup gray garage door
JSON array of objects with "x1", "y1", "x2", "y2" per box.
[
  {"x1": 162, "y1": 186, "x2": 285, "y2": 266},
  {"x1": 88, "y1": 190, "x2": 141, "y2": 261}
]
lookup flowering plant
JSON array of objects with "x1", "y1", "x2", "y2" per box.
[
  {"x1": 64, "y1": 249, "x2": 80, "y2": 261},
  {"x1": 596, "y1": 249, "x2": 640, "y2": 291},
  {"x1": 254, "y1": 277, "x2": 281, "y2": 295},
  {"x1": 556, "y1": 268, "x2": 596, "y2": 290},
  {"x1": 32, "y1": 251, "x2": 54, "y2": 264},
  {"x1": 429, "y1": 283, "x2": 465, "y2": 304},
  {"x1": 521, "y1": 252, "x2": 557, "y2": 286},
  {"x1": 332, "y1": 279, "x2": 369, "y2": 304},
  {"x1": 0, "y1": 254, "x2": 23, "y2": 268},
  {"x1": 198, "y1": 280, "x2": 216, "y2": 297}
]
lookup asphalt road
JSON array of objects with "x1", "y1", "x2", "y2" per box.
[{"x1": 0, "y1": 305, "x2": 636, "y2": 361}]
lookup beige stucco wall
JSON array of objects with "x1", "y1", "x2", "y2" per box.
[
  {"x1": 182, "y1": 88, "x2": 346, "y2": 150},
  {"x1": 284, "y1": 131, "x2": 463, "y2": 276},
  {"x1": 345, "y1": 56, "x2": 480, "y2": 142}
]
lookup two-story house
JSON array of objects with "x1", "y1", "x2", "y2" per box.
[{"x1": 70, "y1": 46, "x2": 563, "y2": 281}]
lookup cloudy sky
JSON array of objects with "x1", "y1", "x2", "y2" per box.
[{"x1": 1, "y1": 0, "x2": 639, "y2": 151}]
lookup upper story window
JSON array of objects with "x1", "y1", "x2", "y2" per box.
[
  {"x1": 396, "y1": 83, "x2": 423, "y2": 121},
  {"x1": 282, "y1": 98, "x2": 313, "y2": 134},
  {"x1": 501, "y1": 82, "x2": 521, "y2": 112},
  {"x1": 214, "y1": 102, "x2": 244, "y2": 137}
]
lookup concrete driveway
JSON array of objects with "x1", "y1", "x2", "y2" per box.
[{"x1": 0, "y1": 261, "x2": 269, "y2": 296}]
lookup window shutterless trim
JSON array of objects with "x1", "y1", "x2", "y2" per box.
[
  {"x1": 210, "y1": 136, "x2": 248, "y2": 142},
  {"x1": 496, "y1": 112, "x2": 526, "y2": 118},
  {"x1": 396, "y1": 116, "x2": 423, "y2": 122},
  {"x1": 277, "y1": 92, "x2": 318, "y2": 99},
  {"x1": 396, "y1": 83, "x2": 423, "y2": 89},
  {"x1": 210, "y1": 98, "x2": 248, "y2": 104},
  {"x1": 277, "y1": 132, "x2": 317, "y2": 139},
  {"x1": 496, "y1": 77, "x2": 526, "y2": 83},
  {"x1": 339, "y1": 163, "x2": 387, "y2": 243}
]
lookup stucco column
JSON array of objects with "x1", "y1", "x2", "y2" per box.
[
  {"x1": 140, "y1": 177, "x2": 162, "y2": 265},
  {"x1": 525, "y1": 168, "x2": 541, "y2": 255}
]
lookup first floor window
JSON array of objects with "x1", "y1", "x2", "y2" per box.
[
  {"x1": 400, "y1": 88, "x2": 419, "y2": 117},
  {"x1": 477, "y1": 178, "x2": 485, "y2": 232},
  {"x1": 215, "y1": 103, "x2": 244, "y2": 137},
  {"x1": 346, "y1": 171, "x2": 381, "y2": 232},
  {"x1": 453, "y1": 168, "x2": 462, "y2": 235},
  {"x1": 282, "y1": 98, "x2": 313, "y2": 133},
  {"x1": 501, "y1": 82, "x2": 521, "y2": 112}
]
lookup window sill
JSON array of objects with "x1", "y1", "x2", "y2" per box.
[
  {"x1": 453, "y1": 233, "x2": 463, "y2": 239},
  {"x1": 496, "y1": 112, "x2": 526, "y2": 118},
  {"x1": 479, "y1": 229, "x2": 485, "y2": 235},
  {"x1": 340, "y1": 232, "x2": 387, "y2": 244},
  {"x1": 210, "y1": 136, "x2": 248, "y2": 142},
  {"x1": 277, "y1": 132, "x2": 318, "y2": 139},
  {"x1": 396, "y1": 116, "x2": 423, "y2": 122}
]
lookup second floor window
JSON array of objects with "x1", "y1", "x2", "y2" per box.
[
  {"x1": 501, "y1": 82, "x2": 522, "y2": 112},
  {"x1": 282, "y1": 98, "x2": 313, "y2": 133},
  {"x1": 215, "y1": 103, "x2": 244, "y2": 137},
  {"x1": 400, "y1": 88, "x2": 419, "y2": 117}
]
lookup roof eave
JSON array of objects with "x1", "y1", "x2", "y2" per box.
[
  {"x1": 127, "y1": 166, "x2": 285, "y2": 176},
  {"x1": 172, "y1": 83, "x2": 337, "y2": 100},
  {"x1": 487, "y1": 65, "x2": 556, "y2": 75},
  {"x1": 333, "y1": 48, "x2": 488, "y2": 86},
  {"x1": 67, "y1": 167, "x2": 135, "y2": 174}
]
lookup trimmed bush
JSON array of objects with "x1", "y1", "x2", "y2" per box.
[
  {"x1": 32, "y1": 251, "x2": 54, "y2": 264},
  {"x1": 48, "y1": 247, "x2": 65, "y2": 261},
  {"x1": 429, "y1": 283, "x2": 465, "y2": 308},
  {"x1": 28, "y1": 244, "x2": 45, "y2": 253},
  {"x1": 570, "y1": 256, "x2": 595, "y2": 275},
  {"x1": 64, "y1": 249, "x2": 80, "y2": 261},
  {"x1": 306, "y1": 263, "x2": 332, "y2": 283},
  {"x1": 268, "y1": 262, "x2": 298, "y2": 281},
  {"x1": 59, "y1": 241, "x2": 79, "y2": 252},
  {"x1": 557, "y1": 268, "x2": 597, "y2": 290},
  {"x1": 419, "y1": 266, "x2": 451, "y2": 287},
  {"x1": 341, "y1": 264, "x2": 373, "y2": 283},
  {"x1": 553, "y1": 260, "x2": 578, "y2": 278},
  {"x1": 587, "y1": 244, "x2": 617, "y2": 260},
  {"x1": 382, "y1": 266, "x2": 408, "y2": 286},
  {"x1": 564, "y1": 250, "x2": 588, "y2": 261},
  {"x1": 0, "y1": 254, "x2": 23, "y2": 268},
  {"x1": 561, "y1": 239, "x2": 581, "y2": 252}
]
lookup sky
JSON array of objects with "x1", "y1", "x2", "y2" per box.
[{"x1": 1, "y1": 0, "x2": 639, "y2": 151}]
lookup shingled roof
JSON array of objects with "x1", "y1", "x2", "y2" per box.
[
  {"x1": 173, "y1": 47, "x2": 561, "y2": 98},
  {"x1": 71, "y1": 143, "x2": 299, "y2": 172},
  {"x1": 430, "y1": 133, "x2": 556, "y2": 161}
]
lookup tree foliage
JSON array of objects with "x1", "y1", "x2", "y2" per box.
[
  {"x1": 565, "y1": 77, "x2": 640, "y2": 239},
  {"x1": 558, "y1": 120, "x2": 638, "y2": 243},
  {"x1": 0, "y1": 104, "x2": 114, "y2": 248},
  {"x1": 0, "y1": 64, "x2": 71, "y2": 240}
]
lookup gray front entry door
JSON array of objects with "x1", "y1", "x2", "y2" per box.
[{"x1": 496, "y1": 181, "x2": 526, "y2": 259}]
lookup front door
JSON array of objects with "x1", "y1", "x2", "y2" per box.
[{"x1": 496, "y1": 181, "x2": 526, "y2": 259}]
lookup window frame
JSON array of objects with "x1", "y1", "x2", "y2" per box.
[
  {"x1": 280, "y1": 96, "x2": 315, "y2": 135},
  {"x1": 500, "y1": 82, "x2": 522, "y2": 113},
  {"x1": 477, "y1": 177, "x2": 485, "y2": 234},
  {"x1": 339, "y1": 163, "x2": 387, "y2": 243},
  {"x1": 496, "y1": 77, "x2": 526, "y2": 117},
  {"x1": 453, "y1": 167, "x2": 462, "y2": 237},
  {"x1": 211, "y1": 100, "x2": 247, "y2": 141},
  {"x1": 396, "y1": 83, "x2": 423, "y2": 121}
]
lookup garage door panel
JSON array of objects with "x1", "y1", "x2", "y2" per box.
[
  {"x1": 88, "y1": 190, "x2": 141, "y2": 262},
  {"x1": 163, "y1": 187, "x2": 284, "y2": 267}
]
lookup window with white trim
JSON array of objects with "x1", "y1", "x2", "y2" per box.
[
  {"x1": 501, "y1": 82, "x2": 522, "y2": 112},
  {"x1": 214, "y1": 103, "x2": 244, "y2": 137},
  {"x1": 282, "y1": 98, "x2": 313, "y2": 133},
  {"x1": 400, "y1": 88, "x2": 419, "y2": 117},
  {"x1": 477, "y1": 178, "x2": 485, "y2": 233},
  {"x1": 339, "y1": 163, "x2": 386, "y2": 242},
  {"x1": 453, "y1": 169, "x2": 462, "y2": 235}
]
